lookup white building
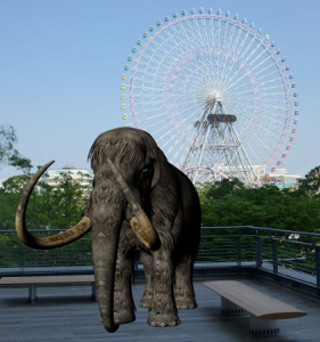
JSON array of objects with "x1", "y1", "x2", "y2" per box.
[
  {"x1": 40, "y1": 164, "x2": 93, "y2": 194},
  {"x1": 259, "y1": 167, "x2": 301, "y2": 188}
]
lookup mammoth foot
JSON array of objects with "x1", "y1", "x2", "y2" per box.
[
  {"x1": 139, "y1": 295, "x2": 151, "y2": 308},
  {"x1": 147, "y1": 310, "x2": 181, "y2": 328},
  {"x1": 175, "y1": 297, "x2": 198, "y2": 310},
  {"x1": 114, "y1": 308, "x2": 135, "y2": 325}
]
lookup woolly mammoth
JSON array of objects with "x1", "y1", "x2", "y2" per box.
[{"x1": 16, "y1": 127, "x2": 201, "y2": 333}]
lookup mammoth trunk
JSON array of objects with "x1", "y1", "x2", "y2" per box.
[{"x1": 92, "y1": 222, "x2": 120, "y2": 333}]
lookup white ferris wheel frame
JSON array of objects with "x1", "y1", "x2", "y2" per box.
[{"x1": 120, "y1": 8, "x2": 298, "y2": 182}]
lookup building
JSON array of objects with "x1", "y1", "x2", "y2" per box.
[
  {"x1": 40, "y1": 164, "x2": 93, "y2": 195},
  {"x1": 260, "y1": 167, "x2": 301, "y2": 188}
]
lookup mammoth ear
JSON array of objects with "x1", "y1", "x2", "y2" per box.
[{"x1": 151, "y1": 159, "x2": 161, "y2": 188}]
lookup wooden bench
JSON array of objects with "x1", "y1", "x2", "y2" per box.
[
  {"x1": 203, "y1": 280, "x2": 307, "y2": 336},
  {"x1": 0, "y1": 274, "x2": 96, "y2": 304}
]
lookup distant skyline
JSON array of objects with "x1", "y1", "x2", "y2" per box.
[{"x1": 1, "y1": 0, "x2": 319, "y2": 180}]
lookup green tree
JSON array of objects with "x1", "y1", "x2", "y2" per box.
[
  {"x1": 26, "y1": 172, "x2": 89, "y2": 229},
  {"x1": 0, "y1": 171, "x2": 90, "y2": 230},
  {"x1": 297, "y1": 166, "x2": 320, "y2": 198},
  {"x1": 204, "y1": 178, "x2": 245, "y2": 200},
  {"x1": 0, "y1": 125, "x2": 32, "y2": 174},
  {"x1": 198, "y1": 180, "x2": 320, "y2": 232},
  {"x1": 0, "y1": 175, "x2": 31, "y2": 229},
  {"x1": 2, "y1": 174, "x2": 30, "y2": 194}
]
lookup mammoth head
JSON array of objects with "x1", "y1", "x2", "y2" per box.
[
  {"x1": 87, "y1": 127, "x2": 167, "y2": 190},
  {"x1": 87, "y1": 127, "x2": 164, "y2": 250}
]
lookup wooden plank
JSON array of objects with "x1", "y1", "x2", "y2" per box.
[
  {"x1": 1, "y1": 279, "x2": 318, "y2": 341},
  {"x1": 203, "y1": 280, "x2": 307, "y2": 320},
  {"x1": 0, "y1": 274, "x2": 95, "y2": 286}
]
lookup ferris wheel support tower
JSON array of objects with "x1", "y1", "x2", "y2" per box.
[{"x1": 182, "y1": 93, "x2": 259, "y2": 185}]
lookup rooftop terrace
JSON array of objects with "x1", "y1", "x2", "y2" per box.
[
  {"x1": 1, "y1": 226, "x2": 320, "y2": 341},
  {"x1": 1, "y1": 276, "x2": 320, "y2": 342}
]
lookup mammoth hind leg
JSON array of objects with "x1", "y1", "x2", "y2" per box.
[
  {"x1": 174, "y1": 257, "x2": 198, "y2": 310},
  {"x1": 139, "y1": 251, "x2": 153, "y2": 308},
  {"x1": 114, "y1": 252, "x2": 136, "y2": 325}
]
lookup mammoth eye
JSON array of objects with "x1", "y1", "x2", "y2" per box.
[{"x1": 141, "y1": 164, "x2": 154, "y2": 178}]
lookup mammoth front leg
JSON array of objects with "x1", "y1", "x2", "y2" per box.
[
  {"x1": 147, "y1": 249, "x2": 180, "y2": 327},
  {"x1": 174, "y1": 256, "x2": 198, "y2": 309},
  {"x1": 113, "y1": 251, "x2": 136, "y2": 325}
]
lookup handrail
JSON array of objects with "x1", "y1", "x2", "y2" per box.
[
  {"x1": 2, "y1": 225, "x2": 320, "y2": 236},
  {"x1": 202, "y1": 226, "x2": 320, "y2": 238}
]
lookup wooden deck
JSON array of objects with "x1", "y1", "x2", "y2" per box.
[{"x1": 1, "y1": 276, "x2": 319, "y2": 342}]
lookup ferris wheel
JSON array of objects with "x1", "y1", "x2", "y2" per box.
[{"x1": 120, "y1": 8, "x2": 298, "y2": 185}]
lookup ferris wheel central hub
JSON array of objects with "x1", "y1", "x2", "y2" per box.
[
  {"x1": 209, "y1": 91, "x2": 221, "y2": 99},
  {"x1": 206, "y1": 92, "x2": 221, "y2": 105}
]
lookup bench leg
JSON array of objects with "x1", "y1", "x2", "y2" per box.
[
  {"x1": 221, "y1": 297, "x2": 245, "y2": 316},
  {"x1": 249, "y1": 316, "x2": 280, "y2": 336},
  {"x1": 29, "y1": 284, "x2": 37, "y2": 304},
  {"x1": 91, "y1": 283, "x2": 96, "y2": 301}
]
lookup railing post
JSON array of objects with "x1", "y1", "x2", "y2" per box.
[
  {"x1": 20, "y1": 239, "x2": 25, "y2": 274},
  {"x1": 236, "y1": 235, "x2": 241, "y2": 267},
  {"x1": 255, "y1": 236, "x2": 262, "y2": 269},
  {"x1": 271, "y1": 239, "x2": 278, "y2": 274},
  {"x1": 316, "y1": 245, "x2": 320, "y2": 289}
]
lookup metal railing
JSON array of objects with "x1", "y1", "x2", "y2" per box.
[
  {"x1": 1, "y1": 226, "x2": 320, "y2": 293},
  {"x1": 198, "y1": 227, "x2": 320, "y2": 290}
]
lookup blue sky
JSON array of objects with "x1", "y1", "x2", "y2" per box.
[{"x1": 1, "y1": 0, "x2": 319, "y2": 179}]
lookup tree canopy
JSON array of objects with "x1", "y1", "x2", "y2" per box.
[
  {"x1": 0, "y1": 125, "x2": 32, "y2": 174},
  {"x1": 296, "y1": 166, "x2": 320, "y2": 198},
  {"x1": 198, "y1": 169, "x2": 320, "y2": 232},
  {"x1": 0, "y1": 172, "x2": 90, "y2": 230}
]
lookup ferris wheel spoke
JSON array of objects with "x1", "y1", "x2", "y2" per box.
[
  {"x1": 163, "y1": 106, "x2": 204, "y2": 159},
  {"x1": 163, "y1": 103, "x2": 204, "y2": 129},
  {"x1": 253, "y1": 60, "x2": 277, "y2": 79},
  {"x1": 141, "y1": 100, "x2": 203, "y2": 134},
  {"x1": 158, "y1": 113, "x2": 197, "y2": 157},
  {"x1": 218, "y1": 20, "x2": 239, "y2": 89},
  {"x1": 227, "y1": 23, "x2": 251, "y2": 66},
  {"x1": 255, "y1": 74, "x2": 285, "y2": 87},
  {"x1": 221, "y1": 31, "x2": 267, "y2": 91},
  {"x1": 223, "y1": 53, "x2": 273, "y2": 93},
  {"x1": 220, "y1": 22, "x2": 247, "y2": 87}
]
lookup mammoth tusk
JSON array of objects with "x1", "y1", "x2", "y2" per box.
[
  {"x1": 129, "y1": 216, "x2": 158, "y2": 250},
  {"x1": 107, "y1": 159, "x2": 159, "y2": 250},
  {"x1": 15, "y1": 160, "x2": 92, "y2": 250}
]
